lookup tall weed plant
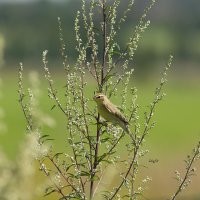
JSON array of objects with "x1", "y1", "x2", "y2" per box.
[{"x1": 14, "y1": 0, "x2": 200, "y2": 200}]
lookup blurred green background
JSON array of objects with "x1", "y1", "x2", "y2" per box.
[{"x1": 0, "y1": 0, "x2": 200, "y2": 199}]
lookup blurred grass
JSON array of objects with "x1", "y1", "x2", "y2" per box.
[{"x1": 0, "y1": 68, "x2": 200, "y2": 199}]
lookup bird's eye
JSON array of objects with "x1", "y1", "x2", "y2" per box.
[{"x1": 97, "y1": 96, "x2": 101, "y2": 98}]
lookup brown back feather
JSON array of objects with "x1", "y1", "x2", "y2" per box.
[{"x1": 103, "y1": 100, "x2": 129, "y2": 125}]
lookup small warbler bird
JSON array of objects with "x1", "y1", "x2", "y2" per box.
[{"x1": 93, "y1": 93, "x2": 130, "y2": 134}]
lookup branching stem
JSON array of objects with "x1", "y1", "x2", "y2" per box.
[{"x1": 170, "y1": 141, "x2": 200, "y2": 200}]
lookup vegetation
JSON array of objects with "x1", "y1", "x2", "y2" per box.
[
  {"x1": 0, "y1": 0, "x2": 200, "y2": 200},
  {"x1": 0, "y1": 0, "x2": 200, "y2": 70}
]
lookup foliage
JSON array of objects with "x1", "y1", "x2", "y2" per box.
[
  {"x1": 1, "y1": 0, "x2": 200, "y2": 65},
  {"x1": 170, "y1": 141, "x2": 200, "y2": 200},
  {"x1": 0, "y1": 34, "x2": 5, "y2": 67},
  {"x1": 16, "y1": 0, "x2": 200, "y2": 200}
]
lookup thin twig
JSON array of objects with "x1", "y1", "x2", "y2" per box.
[
  {"x1": 80, "y1": 66, "x2": 94, "y2": 180},
  {"x1": 47, "y1": 155, "x2": 84, "y2": 198},
  {"x1": 90, "y1": 1, "x2": 107, "y2": 199},
  {"x1": 109, "y1": 147, "x2": 139, "y2": 200},
  {"x1": 90, "y1": 114, "x2": 101, "y2": 200},
  {"x1": 170, "y1": 141, "x2": 200, "y2": 200},
  {"x1": 100, "y1": 0, "x2": 107, "y2": 91},
  {"x1": 109, "y1": 59, "x2": 171, "y2": 199},
  {"x1": 18, "y1": 63, "x2": 33, "y2": 131},
  {"x1": 43, "y1": 51, "x2": 86, "y2": 197},
  {"x1": 39, "y1": 160, "x2": 68, "y2": 200}
]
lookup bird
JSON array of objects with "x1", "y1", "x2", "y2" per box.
[{"x1": 93, "y1": 93, "x2": 131, "y2": 134}]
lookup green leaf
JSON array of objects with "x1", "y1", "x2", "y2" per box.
[
  {"x1": 52, "y1": 152, "x2": 63, "y2": 159},
  {"x1": 97, "y1": 151, "x2": 116, "y2": 163},
  {"x1": 101, "y1": 137, "x2": 111, "y2": 143},
  {"x1": 104, "y1": 73, "x2": 116, "y2": 83},
  {"x1": 39, "y1": 134, "x2": 54, "y2": 144},
  {"x1": 51, "y1": 104, "x2": 56, "y2": 110},
  {"x1": 44, "y1": 187, "x2": 57, "y2": 196},
  {"x1": 80, "y1": 171, "x2": 90, "y2": 177},
  {"x1": 39, "y1": 134, "x2": 51, "y2": 143},
  {"x1": 39, "y1": 134, "x2": 49, "y2": 140},
  {"x1": 112, "y1": 50, "x2": 121, "y2": 56}
]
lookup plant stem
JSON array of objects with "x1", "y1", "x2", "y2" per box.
[
  {"x1": 100, "y1": 0, "x2": 107, "y2": 91},
  {"x1": 90, "y1": 1, "x2": 107, "y2": 199},
  {"x1": 90, "y1": 114, "x2": 101, "y2": 200},
  {"x1": 109, "y1": 147, "x2": 139, "y2": 200},
  {"x1": 170, "y1": 141, "x2": 200, "y2": 200},
  {"x1": 39, "y1": 160, "x2": 68, "y2": 200},
  {"x1": 47, "y1": 156, "x2": 83, "y2": 197}
]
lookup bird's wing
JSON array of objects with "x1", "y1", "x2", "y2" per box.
[{"x1": 104, "y1": 102, "x2": 129, "y2": 124}]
